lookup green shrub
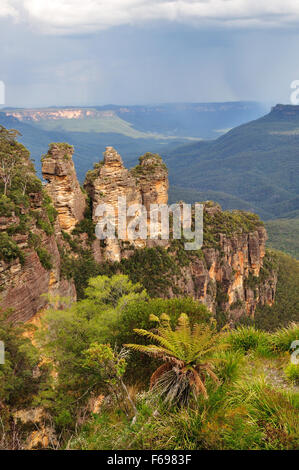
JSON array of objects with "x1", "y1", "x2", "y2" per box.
[
  {"x1": 271, "y1": 323, "x2": 299, "y2": 352},
  {"x1": 8, "y1": 190, "x2": 30, "y2": 210},
  {"x1": 0, "y1": 195, "x2": 15, "y2": 217},
  {"x1": 118, "y1": 247, "x2": 181, "y2": 297},
  {"x1": 60, "y1": 250, "x2": 103, "y2": 299},
  {"x1": 36, "y1": 218, "x2": 54, "y2": 236},
  {"x1": 115, "y1": 297, "x2": 212, "y2": 383},
  {"x1": 28, "y1": 232, "x2": 42, "y2": 249},
  {"x1": 255, "y1": 252, "x2": 299, "y2": 330},
  {"x1": 213, "y1": 350, "x2": 244, "y2": 383},
  {"x1": 0, "y1": 309, "x2": 49, "y2": 408},
  {"x1": 0, "y1": 232, "x2": 25, "y2": 265},
  {"x1": 36, "y1": 247, "x2": 52, "y2": 270},
  {"x1": 226, "y1": 326, "x2": 272, "y2": 355},
  {"x1": 284, "y1": 364, "x2": 299, "y2": 384}
]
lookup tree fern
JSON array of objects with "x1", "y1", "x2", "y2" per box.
[{"x1": 124, "y1": 313, "x2": 222, "y2": 405}]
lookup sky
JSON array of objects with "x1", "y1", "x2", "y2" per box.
[{"x1": 1, "y1": 0, "x2": 299, "y2": 107}]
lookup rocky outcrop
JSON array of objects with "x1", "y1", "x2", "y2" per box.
[
  {"x1": 168, "y1": 211, "x2": 277, "y2": 319},
  {"x1": 0, "y1": 187, "x2": 76, "y2": 323},
  {"x1": 84, "y1": 148, "x2": 169, "y2": 261},
  {"x1": 42, "y1": 143, "x2": 86, "y2": 234},
  {"x1": 84, "y1": 147, "x2": 143, "y2": 220},
  {"x1": 132, "y1": 152, "x2": 168, "y2": 211},
  {"x1": 13, "y1": 407, "x2": 58, "y2": 450},
  {"x1": 81, "y1": 148, "x2": 276, "y2": 319},
  {"x1": 0, "y1": 142, "x2": 277, "y2": 323},
  {"x1": 0, "y1": 235, "x2": 75, "y2": 323}
]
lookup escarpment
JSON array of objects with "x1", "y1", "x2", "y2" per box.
[
  {"x1": 170, "y1": 206, "x2": 277, "y2": 319},
  {"x1": 58, "y1": 145, "x2": 276, "y2": 321},
  {"x1": 1, "y1": 141, "x2": 277, "y2": 322},
  {"x1": 0, "y1": 175, "x2": 76, "y2": 323}
]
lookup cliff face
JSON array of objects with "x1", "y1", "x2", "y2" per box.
[
  {"x1": 0, "y1": 143, "x2": 277, "y2": 322},
  {"x1": 42, "y1": 144, "x2": 86, "y2": 234},
  {"x1": 84, "y1": 147, "x2": 169, "y2": 261},
  {"x1": 0, "y1": 187, "x2": 76, "y2": 323},
  {"x1": 81, "y1": 147, "x2": 276, "y2": 319},
  {"x1": 5, "y1": 108, "x2": 115, "y2": 122},
  {"x1": 170, "y1": 208, "x2": 277, "y2": 319}
]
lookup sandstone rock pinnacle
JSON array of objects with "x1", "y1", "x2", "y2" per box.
[{"x1": 42, "y1": 143, "x2": 87, "y2": 233}]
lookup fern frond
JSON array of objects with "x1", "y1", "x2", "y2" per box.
[
  {"x1": 158, "y1": 327, "x2": 186, "y2": 360},
  {"x1": 160, "y1": 313, "x2": 171, "y2": 328},
  {"x1": 132, "y1": 328, "x2": 175, "y2": 352},
  {"x1": 176, "y1": 314, "x2": 192, "y2": 358},
  {"x1": 177, "y1": 313, "x2": 189, "y2": 328},
  {"x1": 149, "y1": 314, "x2": 160, "y2": 324},
  {"x1": 190, "y1": 370, "x2": 208, "y2": 399},
  {"x1": 124, "y1": 343, "x2": 177, "y2": 359},
  {"x1": 150, "y1": 363, "x2": 172, "y2": 388},
  {"x1": 198, "y1": 363, "x2": 220, "y2": 385}
]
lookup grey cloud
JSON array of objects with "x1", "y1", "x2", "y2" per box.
[{"x1": 4, "y1": 1, "x2": 299, "y2": 35}]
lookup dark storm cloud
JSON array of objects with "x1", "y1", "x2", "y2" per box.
[{"x1": 0, "y1": 1, "x2": 299, "y2": 106}]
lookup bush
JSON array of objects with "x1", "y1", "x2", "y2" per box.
[
  {"x1": 36, "y1": 275, "x2": 146, "y2": 428},
  {"x1": 116, "y1": 297, "x2": 212, "y2": 383},
  {"x1": 271, "y1": 323, "x2": 299, "y2": 352},
  {"x1": 213, "y1": 350, "x2": 244, "y2": 383},
  {"x1": 69, "y1": 377, "x2": 299, "y2": 450},
  {"x1": 284, "y1": 364, "x2": 299, "y2": 384},
  {"x1": 60, "y1": 250, "x2": 103, "y2": 299},
  {"x1": 36, "y1": 247, "x2": 53, "y2": 270},
  {"x1": 255, "y1": 251, "x2": 299, "y2": 330},
  {"x1": 0, "y1": 309, "x2": 48, "y2": 408},
  {"x1": 225, "y1": 326, "x2": 272, "y2": 356},
  {"x1": 0, "y1": 195, "x2": 15, "y2": 217},
  {"x1": 0, "y1": 232, "x2": 25, "y2": 265},
  {"x1": 36, "y1": 218, "x2": 54, "y2": 236}
]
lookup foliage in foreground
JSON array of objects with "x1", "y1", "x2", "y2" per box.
[
  {"x1": 125, "y1": 313, "x2": 221, "y2": 404},
  {"x1": 69, "y1": 377, "x2": 299, "y2": 451},
  {"x1": 68, "y1": 320, "x2": 299, "y2": 450},
  {"x1": 254, "y1": 251, "x2": 299, "y2": 330},
  {"x1": 1, "y1": 272, "x2": 298, "y2": 450}
]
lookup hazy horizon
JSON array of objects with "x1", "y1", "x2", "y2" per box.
[{"x1": 1, "y1": 100, "x2": 274, "y2": 110}]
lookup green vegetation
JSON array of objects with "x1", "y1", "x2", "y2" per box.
[
  {"x1": 84, "y1": 161, "x2": 104, "y2": 185},
  {"x1": 255, "y1": 251, "x2": 299, "y2": 330},
  {"x1": 71, "y1": 200, "x2": 96, "y2": 242},
  {"x1": 130, "y1": 152, "x2": 168, "y2": 177},
  {"x1": 0, "y1": 232, "x2": 25, "y2": 265},
  {"x1": 167, "y1": 105, "x2": 299, "y2": 221},
  {"x1": 203, "y1": 206, "x2": 263, "y2": 248},
  {"x1": 0, "y1": 195, "x2": 16, "y2": 217},
  {"x1": 42, "y1": 142, "x2": 74, "y2": 159},
  {"x1": 1, "y1": 270, "x2": 298, "y2": 450},
  {"x1": 36, "y1": 247, "x2": 53, "y2": 270},
  {"x1": 118, "y1": 247, "x2": 181, "y2": 296},
  {"x1": 0, "y1": 309, "x2": 50, "y2": 449},
  {"x1": 66, "y1": 321, "x2": 299, "y2": 451},
  {"x1": 0, "y1": 126, "x2": 56, "y2": 269},
  {"x1": 265, "y1": 217, "x2": 299, "y2": 259},
  {"x1": 284, "y1": 364, "x2": 299, "y2": 385},
  {"x1": 125, "y1": 313, "x2": 221, "y2": 403},
  {"x1": 0, "y1": 310, "x2": 48, "y2": 407}
]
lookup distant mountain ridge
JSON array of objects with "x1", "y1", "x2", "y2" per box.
[
  {"x1": 0, "y1": 101, "x2": 267, "y2": 182},
  {"x1": 167, "y1": 104, "x2": 299, "y2": 220},
  {"x1": 0, "y1": 112, "x2": 190, "y2": 181},
  {"x1": 3, "y1": 101, "x2": 266, "y2": 139}
]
